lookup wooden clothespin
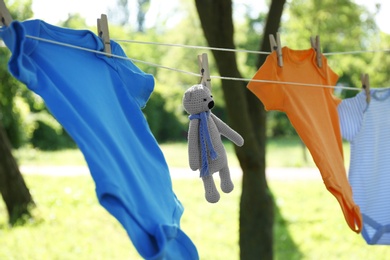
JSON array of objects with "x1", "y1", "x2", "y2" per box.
[
  {"x1": 97, "y1": 14, "x2": 111, "y2": 57},
  {"x1": 198, "y1": 53, "x2": 211, "y2": 90},
  {"x1": 361, "y1": 73, "x2": 370, "y2": 103},
  {"x1": 269, "y1": 32, "x2": 283, "y2": 67},
  {"x1": 0, "y1": 0, "x2": 12, "y2": 26},
  {"x1": 310, "y1": 35, "x2": 322, "y2": 68}
]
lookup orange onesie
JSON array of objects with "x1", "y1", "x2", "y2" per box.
[{"x1": 247, "y1": 47, "x2": 362, "y2": 233}]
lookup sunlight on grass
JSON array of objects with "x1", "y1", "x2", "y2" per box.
[
  {"x1": 160, "y1": 141, "x2": 240, "y2": 168},
  {"x1": 266, "y1": 137, "x2": 351, "y2": 168},
  {"x1": 13, "y1": 147, "x2": 87, "y2": 166},
  {"x1": 173, "y1": 178, "x2": 241, "y2": 260},
  {"x1": 0, "y1": 175, "x2": 139, "y2": 260},
  {"x1": 13, "y1": 137, "x2": 351, "y2": 169},
  {"x1": 1, "y1": 175, "x2": 389, "y2": 259},
  {"x1": 270, "y1": 181, "x2": 390, "y2": 260},
  {"x1": 5, "y1": 137, "x2": 371, "y2": 259}
]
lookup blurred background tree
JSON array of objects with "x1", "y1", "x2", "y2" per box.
[
  {"x1": 0, "y1": 0, "x2": 35, "y2": 226},
  {"x1": 195, "y1": 1, "x2": 286, "y2": 258}
]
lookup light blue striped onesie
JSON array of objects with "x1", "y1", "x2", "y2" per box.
[{"x1": 338, "y1": 89, "x2": 390, "y2": 245}]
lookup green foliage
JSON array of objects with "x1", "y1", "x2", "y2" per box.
[
  {"x1": 283, "y1": 0, "x2": 389, "y2": 90},
  {"x1": 234, "y1": 7, "x2": 267, "y2": 77},
  {"x1": 7, "y1": 0, "x2": 33, "y2": 21},
  {"x1": 0, "y1": 52, "x2": 31, "y2": 147},
  {"x1": 143, "y1": 90, "x2": 186, "y2": 142},
  {"x1": 284, "y1": 0, "x2": 376, "y2": 49},
  {"x1": 365, "y1": 32, "x2": 390, "y2": 87},
  {"x1": 29, "y1": 111, "x2": 76, "y2": 151},
  {"x1": 267, "y1": 111, "x2": 297, "y2": 137},
  {"x1": 0, "y1": 0, "x2": 34, "y2": 147},
  {"x1": 61, "y1": 13, "x2": 88, "y2": 29}
]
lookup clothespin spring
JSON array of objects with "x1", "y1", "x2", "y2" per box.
[
  {"x1": 0, "y1": 0, "x2": 13, "y2": 26},
  {"x1": 97, "y1": 14, "x2": 111, "y2": 57},
  {"x1": 198, "y1": 53, "x2": 211, "y2": 90},
  {"x1": 310, "y1": 35, "x2": 322, "y2": 68},
  {"x1": 269, "y1": 32, "x2": 283, "y2": 67},
  {"x1": 361, "y1": 73, "x2": 370, "y2": 104}
]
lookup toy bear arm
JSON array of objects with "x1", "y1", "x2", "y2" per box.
[
  {"x1": 210, "y1": 113, "x2": 244, "y2": 147},
  {"x1": 188, "y1": 119, "x2": 200, "y2": 170}
]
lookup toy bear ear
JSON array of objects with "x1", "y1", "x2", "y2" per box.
[{"x1": 184, "y1": 91, "x2": 192, "y2": 102}]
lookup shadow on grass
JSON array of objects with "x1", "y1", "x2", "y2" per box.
[{"x1": 274, "y1": 204, "x2": 303, "y2": 259}]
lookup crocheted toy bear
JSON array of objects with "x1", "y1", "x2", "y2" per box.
[{"x1": 183, "y1": 84, "x2": 244, "y2": 203}]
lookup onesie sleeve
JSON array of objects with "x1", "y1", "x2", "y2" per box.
[
  {"x1": 337, "y1": 92, "x2": 366, "y2": 141},
  {"x1": 0, "y1": 21, "x2": 39, "y2": 89},
  {"x1": 328, "y1": 65, "x2": 341, "y2": 106},
  {"x1": 247, "y1": 52, "x2": 284, "y2": 111},
  {"x1": 111, "y1": 41, "x2": 155, "y2": 108}
]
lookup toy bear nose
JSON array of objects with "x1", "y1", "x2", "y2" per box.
[{"x1": 208, "y1": 101, "x2": 214, "y2": 109}]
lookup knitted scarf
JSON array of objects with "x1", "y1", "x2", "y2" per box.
[{"x1": 189, "y1": 111, "x2": 218, "y2": 177}]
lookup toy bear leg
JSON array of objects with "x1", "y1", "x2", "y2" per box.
[
  {"x1": 219, "y1": 167, "x2": 234, "y2": 193},
  {"x1": 202, "y1": 174, "x2": 220, "y2": 203}
]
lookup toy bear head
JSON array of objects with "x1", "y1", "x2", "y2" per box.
[{"x1": 183, "y1": 84, "x2": 214, "y2": 115}]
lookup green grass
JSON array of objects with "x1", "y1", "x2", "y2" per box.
[
  {"x1": 1, "y1": 176, "x2": 389, "y2": 259},
  {"x1": 266, "y1": 137, "x2": 351, "y2": 168},
  {"x1": 13, "y1": 147, "x2": 87, "y2": 166},
  {"x1": 13, "y1": 137, "x2": 351, "y2": 169},
  {"x1": 3, "y1": 137, "x2": 380, "y2": 259},
  {"x1": 270, "y1": 181, "x2": 390, "y2": 260},
  {"x1": 160, "y1": 141, "x2": 241, "y2": 168},
  {"x1": 0, "y1": 175, "x2": 138, "y2": 260},
  {"x1": 12, "y1": 141, "x2": 241, "y2": 168}
]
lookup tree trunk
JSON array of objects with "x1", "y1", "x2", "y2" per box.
[
  {"x1": 194, "y1": 0, "x2": 285, "y2": 259},
  {"x1": 0, "y1": 124, "x2": 34, "y2": 225}
]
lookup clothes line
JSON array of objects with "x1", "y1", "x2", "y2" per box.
[
  {"x1": 213, "y1": 75, "x2": 361, "y2": 91},
  {"x1": 2, "y1": 34, "x2": 372, "y2": 92},
  {"x1": 113, "y1": 38, "x2": 390, "y2": 56},
  {"x1": 113, "y1": 39, "x2": 271, "y2": 55},
  {"x1": 324, "y1": 49, "x2": 390, "y2": 56},
  {"x1": 25, "y1": 35, "x2": 201, "y2": 77},
  {"x1": 1, "y1": 29, "x2": 389, "y2": 56}
]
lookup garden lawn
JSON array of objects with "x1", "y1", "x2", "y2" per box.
[
  {"x1": 3, "y1": 137, "x2": 383, "y2": 259},
  {"x1": 0, "y1": 175, "x2": 389, "y2": 259},
  {"x1": 13, "y1": 137, "x2": 351, "y2": 168}
]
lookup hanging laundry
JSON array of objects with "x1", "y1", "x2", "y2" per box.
[
  {"x1": 0, "y1": 20, "x2": 198, "y2": 260},
  {"x1": 247, "y1": 46, "x2": 362, "y2": 233},
  {"x1": 338, "y1": 89, "x2": 390, "y2": 244}
]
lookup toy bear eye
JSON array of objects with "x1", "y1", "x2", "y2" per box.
[
  {"x1": 210, "y1": 95, "x2": 213, "y2": 98},
  {"x1": 203, "y1": 98, "x2": 207, "y2": 101}
]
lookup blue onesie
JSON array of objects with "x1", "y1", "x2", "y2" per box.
[
  {"x1": 338, "y1": 89, "x2": 390, "y2": 245},
  {"x1": 0, "y1": 20, "x2": 198, "y2": 259}
]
